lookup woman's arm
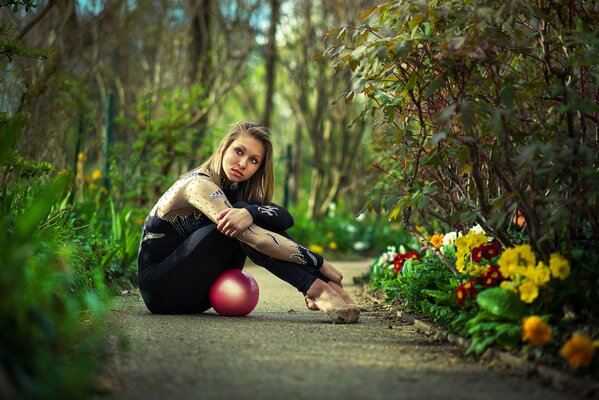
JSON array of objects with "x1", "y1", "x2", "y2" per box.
[
  {"x1": 235, "y1": 202, "x2": 294, "y2": 231},
  {"x1": 184, "y1": 178, "x2": 322, "y2": 269}
]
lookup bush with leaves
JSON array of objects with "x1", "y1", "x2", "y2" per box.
[
  {"x1": 324, "y1": 0, "x2": 599, "y2": 320},
  {"x1": 0, "y1": 117, "x2": 109, "y2": 399}
]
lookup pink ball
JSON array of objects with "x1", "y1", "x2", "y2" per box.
[{"x1": 209, "y1": 269, "x2": 259, "y2": 317}]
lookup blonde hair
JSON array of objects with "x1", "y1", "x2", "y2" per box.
[{"x1": 199, "y1": 121, "x2": 274, "y2": 204}]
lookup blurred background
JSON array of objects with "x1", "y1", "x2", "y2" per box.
[{"x1": 2, "y1": 0, "x2": 405, "y2": 272}]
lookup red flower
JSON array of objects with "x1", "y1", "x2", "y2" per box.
[
  {"x1": 477, "y1": 265, "x2": 505, "y2": 287},
  {"x1": 456, "y1": 286, "x2": 467, "y2": 306},
  {"x1": 471, "y1": 245, "x2": 483, "y2": 263},
  {"x1": 456, "y1": 279, "x2": 477, "y2": 306},
  {"x1": 481, "y1": 241, "x2": 502, "y2": 259},
  {"x1": 392, "y1": 251, "x2": 421, "y2": 275}
]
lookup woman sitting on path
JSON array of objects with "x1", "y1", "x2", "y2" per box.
[{"x1": 137, "y1": 121, "x2": 360, "y2": 323}]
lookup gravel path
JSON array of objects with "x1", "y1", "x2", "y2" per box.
[{"x1": 101, "y1": 261, "x2": 587, "y2": 400}]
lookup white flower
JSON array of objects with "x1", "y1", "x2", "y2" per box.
[
  {"x1": 469, "y1": 224, "x2": 485, "y2": 235},
  {"x1": 442, "y1": 231, "x2": 458, "y2": 246},
  {"x1": 327, "y1": 202, "x2": 336, "y2": 217},
  {"x1": 346, "y1": 225, "x2": 357, "y2": 233},
  {"x1": 353, "y1": 241, "x2": 369, "y2": 251},
  {"x1": 399, "y1": 245, "x2": 406, "y2": 254}
]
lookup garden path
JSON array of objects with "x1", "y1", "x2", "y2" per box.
[{"x1": 101, "y1": 261, "x2": 585, "y2": 400}]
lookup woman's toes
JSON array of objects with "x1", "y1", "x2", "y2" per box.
[{"x1": 304, "y1": 295, "x2": 320, "y2": 311}]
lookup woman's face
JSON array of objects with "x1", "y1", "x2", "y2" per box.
[{"x1": 222, "y1": 133, "x2": 265, "y2": 183}]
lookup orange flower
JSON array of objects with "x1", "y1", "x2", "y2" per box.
[
  {"x1": 430, "y1": 234, "x2": 444, "y2": 248},
  {"x1": 560, "y1": 333, "x2": 596, "y2": 368},
  {"x1": 522, "y1": 316, "x2": 552, "y2": 346}
]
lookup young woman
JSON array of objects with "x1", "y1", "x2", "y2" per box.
[{"x1": 137, "y1": 121, "x2": 360, "y2": 323}]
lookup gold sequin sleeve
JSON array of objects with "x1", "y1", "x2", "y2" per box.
[{"x1": 184, "y1": 178, "x2": 323, "y2": 268}]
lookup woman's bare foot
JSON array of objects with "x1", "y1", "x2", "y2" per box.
[
  {"x1": 328, "y1": 281, "x2": 356, "y2": 305},
  {"x1": 305, "y1": 279, "x2": 360, "y2": 323},
  {"x1": 305, "y1": 281, "x2": 354, "y2": 311},
  {"x1": 304, "y1": 296, "x2": 320, "y2": 311}
]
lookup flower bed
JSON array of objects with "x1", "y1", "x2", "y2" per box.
[{"x1": 365, "y1": 225, "x2": 599, "y2": 375}]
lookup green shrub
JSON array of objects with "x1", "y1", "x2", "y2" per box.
[
  {"x1": 325, "y1": 0, "x2": 599, "y2": 276},
  {"x1": 0, "y1": 117, "x2": 109, "y2": 399}
]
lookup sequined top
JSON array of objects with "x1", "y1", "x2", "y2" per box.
[{"x1": 141, "y1": 170, "x2": 323, "y2": 268}]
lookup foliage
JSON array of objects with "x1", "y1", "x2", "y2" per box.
[
  {"x1": 287, "y1": 198, "x2": 413, "y2": 259},
  {"x1": 325, "y1": 0, "x2": 599, "y2": 265},
  {"x1": 69, "y1": 158, "x2": 145, "y2": 289},
  {"x1": 115, "y1": 86, "x2": 212, "y2": 204},
  {"x1": 0, "y1": 1, "x2": 47, "y2": 62},
  {"x1": 366, "y1": 223, "x2": 599, "y2": 371},
  {"x1": 0, "y1": 115, "x2": 109, "y2": 399}
]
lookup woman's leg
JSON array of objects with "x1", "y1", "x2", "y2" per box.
[
  {"x1": 240, "y1": 231, "x2": 360, "y2": 323},
  {"x1": 139, "y1": 225, "x2": 246, "y2": 314}
]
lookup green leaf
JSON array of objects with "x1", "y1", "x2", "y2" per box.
[
  {"x1": 476, "y1": 288, "x2": 527, "y2": 321},
  {"x1": 499, "y1": 85, "x2": 516, "y2": 107},
  {"x1": 423, "y1": 75, "x2": 444, "y2": 99}
]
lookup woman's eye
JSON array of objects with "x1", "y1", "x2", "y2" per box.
[{"x1": 235, "y1": 148, "x2": 243, "y2": 155}]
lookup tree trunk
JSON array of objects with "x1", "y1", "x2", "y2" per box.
[
  {"x1": 188, "y1": 0, "x2": 211, "y2": 85},
  {"x1": 261, "y1": 0, "x2": 279, "y2": 128},
  {"x1": 188, "y1": 0, "x2": 212, "y2": 169}
]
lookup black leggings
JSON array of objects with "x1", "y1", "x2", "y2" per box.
[{"x1": 138, "y1": 224, "x2": 328, "y2": 314}]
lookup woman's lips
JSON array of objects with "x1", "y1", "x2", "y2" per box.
[{"x1": 232, "y1": 168, "x2": 243, "y2": 178}]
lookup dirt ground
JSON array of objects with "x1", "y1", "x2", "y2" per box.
[{"x1": 98, "y1": 261, "x2": 595, "y2": 400}]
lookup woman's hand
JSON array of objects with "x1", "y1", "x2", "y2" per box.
[
  {"x1": 320, "y1": 260, "x2": 344, "y2": 287},
  {"x1": 217, "y1": 208, "x2": 253, "y2": 237}
]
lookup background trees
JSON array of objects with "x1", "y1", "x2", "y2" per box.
[{"x1": 2, "y1": 0, "x2": 379, "y2": 217}]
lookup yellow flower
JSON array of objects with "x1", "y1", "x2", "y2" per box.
[
  {"x1": 309, "y1": 244, "x2": 324, "y2": 254},
  {"x1": 78, "y1": 152, "x2": 86, "y2": 161},
  {"x1": 527, "y1": 262, "x2": 551, "y2": 285},
  {"x1": 430, "y1": 234, "x2": 444, "y2": 248},
  {"x1": 516, "y1": 244, "x2": 536, "y2": 268},
  {"x1": 560, "y1": 333, "x2": 596, "y2": 368},
  {"x1": 498, "y1": 244, "x2": 536, "y2": 280},
  {"x1": 456, "y1": 257, "x2": 466, "y2": 273},
  {"x1": 522, "y1": 316, "x2": 552, "y2": 346},
  {"x1": 518, "y1": 281, "x2": 539, "y2": 303},
  {"x1": 467, "y1": 233, "x2": 488, "y2": 249},
  {"x1": 328, "y1": 241, "x2": 338, "y2": 250},
  {"x1": 500, "y1": 280, "x2": 517, "y2": 292},
  {"x1": 91, "y1": 169, "x2": 102, "y2": 181},
  {"x1": 549, "y1": 253, "x2": 570, "y2": 280},
  {"x1": 455, "y1": 236, "x2": 470, "y2": 253},
  {"x1": 498, "y1": 247, "x2": 518, "y2": 279},
  {"x1": 473, "y1": 264, "x2": 489, "y2": 277}
]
